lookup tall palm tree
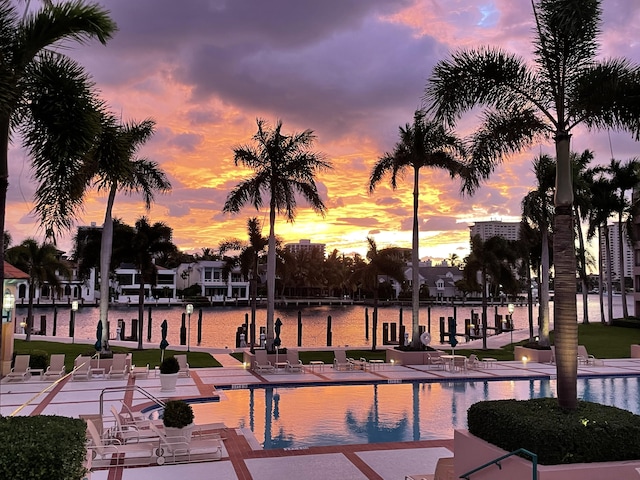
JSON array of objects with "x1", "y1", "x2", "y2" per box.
[
  {"x1": 0, "y1": 0, "x2": 114, "y2": 362},
  {"x1": 223, "y1": 118, "x2": 332, "y2": 351},
  {"x1": 6, "y1": 239, "x2": 70, "y2": 341},
  {"x1": 425, "y1": 0, "x2": 640, "y2": 409},
  {"x1": 348, "y1": 237, "x2": 407, "y2": 350},
  {"x1": 87, "y1": 116, "x2": 171, "y2": 350},
  {"x1": 464, "y1": 235, "x2": 518, "y2": 350},
  {"x1": 369, "y1": 111, "x2": 470, "y2": 349},
  {"x1": 126, "y1": 217, "x2": 176, "y2": 350},
  {"x1": 240, "y1": 218, "x2": 268, "y2": 350},
  {"x1": 608, "y1": 158, "x2": 640, "y2": 317},
  {"x1": 521, "y1": 154, "x2": 555, "y2": 345}
]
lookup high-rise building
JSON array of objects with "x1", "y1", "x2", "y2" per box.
[
  {"x1": 285, "y1": 239, "x2": 326, "y2": 258},
  {"x1": 601, "y1": 222, "x2": 633, "y2": 282},
  {"x1": 469, "y1": 220, "x2": 520, "y2": 242}
]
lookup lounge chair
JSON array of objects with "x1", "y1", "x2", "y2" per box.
[
  {"x1": 7, "y1": 355, "x2": 31, "y2": 381},
  {"x1": 467, "y1": 354, "x2": 482, "y2": 369},
  {"x1": 405, "y1": 456, "x2": 454, "y2": 480},
  {"x1": 108, "y1": 353, "x2": 128, "y2": 379},
  {"x1": 333, "y1": 350, "x2": 354, "y2": 371},
  {"x1": 453, "y1": 356, "x2": 467, "y2": 372},
  {"x1": 149, "y1": 423, "x2": 223, "y2": 463},
  {"x1": 253, "y1": 349, "x2": 275, "y2": 374},
  {"x1": 578, "y1": 345, "x2": 603, "y2": 366},
  {"x1": 427, "y1": 353, "x2": 445, "y2": 370},
  {"x1": 85, "y1": 418, "x2": 160, "y2": 467},
  {"x1": 43, "y1": 354, "x2": 65, "y2": 379},
  {"x1": 285, "y1": 350, "x2": 304, "y2": 373},
  {"x1": 175, "y1": 354, "x2": 190, "y2": 377},
  {"x1": 120, "y1": 402, "x2": 164, "y2": 429},
  {"x1": 110, "y1": 405, "x2": 160, "y2": 444},
  {"x1": 72, "y1": 356, "x2": 93, "y2": 381}
]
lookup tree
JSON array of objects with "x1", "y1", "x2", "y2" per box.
[
  {"x1": 464, "y1": 235, "x2": 518, "y2": 350},
  {"x1": 425, "y1": 0, "x2": 640, "y2": 409},
  {"x1": 223, "y1": 118, "x2": 332, "y2": 351},
  {"x1": 87, "y1": 116, "x2": 171, "y2": 351},
  {"x1": 369, "y1": 110, "x2": 470, "y2": 350},
  {"x1": 521, "y1": 154, "x2": 555, "y2": 345},
  {"x1": 125, "y1": 217, "x2": 177, "y2": 350},
  {"x1": 348, "y1": 237, "x2": 406, "y2": 350},
  {"x1": 0, "y1": 0, "x2": 115, "y2": 365},
  {"x1": 6, "y1": 238, "x2": 70, "y2": 341}
]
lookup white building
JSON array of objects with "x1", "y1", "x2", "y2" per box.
[
  {"x1": 601, "y1": 222, "x2": 633, "y2": 283},
  {"x1": 469, "y1": 220, "x2": 520, "y2": 242},
  {"x1": 285, "y1": 239, "x2": 326, "y2": 258},
  {"x1": 186, "y1": 260, "x2": 250, "y2": 303},
  {"x1": 113, "y1": 263, "x2": 177, "y2": 305}
]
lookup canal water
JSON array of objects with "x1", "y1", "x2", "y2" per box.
[{"x1": 14, "y1": 295, "x2": 631, "y2": 349}]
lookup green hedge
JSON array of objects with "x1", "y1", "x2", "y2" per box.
[
  {"x1": 0, "y1": 416, "x2": 87, "y2": 480},
  {"x1": 468, "y1": 398, "x2": 640, "y2": 465}
]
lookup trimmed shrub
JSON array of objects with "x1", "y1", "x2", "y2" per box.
[
  {"x1": 163, "y1": 400, "x2": 194, "y2": 428},
  {"x1": 611, "y1": 317, "x2": 640, "y2": 329},
  {"x1": 0, "y1": 415, "x2": 87, "y2": 480},
  {"x1": 160, "y1": 356, "x2": 180, "y2": 374},
  {"x1": 29, "y1": 350, "x2": 49, "y2": 370},
  {"x1": 468, "y1": 398, "x2": 640, "y2": 465}
]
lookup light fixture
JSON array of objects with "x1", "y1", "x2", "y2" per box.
[
  {"x1": 3, "y1": 291, "x2": 15, "y2": 311},
  {"x1": 186, "y1": 304, "x2": 194, "y2": 352}
]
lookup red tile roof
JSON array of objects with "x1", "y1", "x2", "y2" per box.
[{"x1": 4, "y1": 261, "x2": 29, "y2": 279}]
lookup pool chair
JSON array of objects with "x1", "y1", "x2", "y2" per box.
[
  {"x1": 253, "y1": 349, "x2": 275, "y2": 374},
  {"x1": 110, "y1": 405, "x2": 160, "y2": 444},
  {"x1": 85, "y1": 418, "x2": 160, "y2": 467},
  {"x1": 7, "y1": 355, "x2": 31, "y2": 381},
  {"x1": 578, "y1": 345, "x2": 603, "y2": 366},
  {"x1": 285, "y1": 350, "x2": 304, "y2": 373},
  {"x1": 333, "y1": 350, "x2": 355, "y2": 371},
  {"x1": 467, "y1": 354, "x2": 482, "y2": 369},
  {"x1": 120, "y1": 401, "x2": 164, "y2": 430},
  {"x1": 427, "y1": 353, "x2": 445, "y2": 370},
  {"x1": 43, "y1": 354, "x2": 65, "y2": 379},
  {"x1": 405, "y1": 456, "x2": 454, "y2": 480},
  {"x1": 72, "y1": 356, "x2": 92, "y2": 381},
  {"x1": 149, "y1": 423, "x2": 224, "y2": 463},
  {"x1": 175, "y1": 354, "x2": 190, "y2": 377},
  {"x1": 453, "y1": 356, "x2": 467, "y2": 372},
  {"x1": 108, "y1": 353, "x2": 128, "y2": 379}
]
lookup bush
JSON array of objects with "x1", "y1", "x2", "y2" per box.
[
  {"x1": 160, "y1": 356, "x2": 180, "y2": 374},
  {"x1": 0, "y1": 415, "x2": 87, "y2": 480},
  {"x1": 611, "y1": 317, "x2": 640, "y2": 329},
  {"x1": 163, "y1": 400, "x2": 194, "y2": 428},
  {"x1": 521, "y1": 341, "x2": 551, "y2": 350},
  {"x1": 14, "y1": 350, "x2": 49, "y2": 370},
  {"x1": 468, "y1": 398, "x2": 640, "y2": 465}
]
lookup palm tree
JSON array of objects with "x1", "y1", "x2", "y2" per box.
[
  {"x1": 521, "y1": 154, "x2": 555, "y2": 345},
  {"x1": 369, "y1": 111, "x2": 470, "y2": 350},
  {"x1": 223, "y1": 118, "x2": 332, "y2": 351},
  {"x1": 425, "y1": 0, "x2": 640, "y2": 409},
  {"x1": 348, "y1": 237, "x2": 406, "y2": 350},
  {"x1": 608, "y1": 158, "x2": 640, "y2": 317},
  {"x1": 464, "y1": 235, "x2": 518, "y2": 350},
  {"x1": 127, "y1": 217, "x2": 177, "y2": 350},
  {"x1": 240, "y1": 218, "x2": 268, "y2": 350},
  {"x1": 6, "y1": 239, "x2": 70, "y2": 341},
  {"x1": 87, "y1": 116, "x2": 171, "y2": 350}
]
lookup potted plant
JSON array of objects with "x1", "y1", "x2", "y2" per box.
[
  {"x1": 162, "y1": 399, "x2": 195, "y2": 441},
  {"x1": 159, "y1": 356, "x2": 180, "y2": 392}
]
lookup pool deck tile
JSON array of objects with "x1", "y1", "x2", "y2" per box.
[{"x1": 2, "y1": 348, "x2": 640, "y2": 480}]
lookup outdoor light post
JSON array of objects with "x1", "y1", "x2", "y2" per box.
[
  {"x1": 186, "y1": 303, "x2": 193, "y2": 352},
  {"x1": 70, "y1": 300, "x2": 78, "y2": 344},
  {"x1": 508, "y1": 303, "x2": 515, "y2": 346}
]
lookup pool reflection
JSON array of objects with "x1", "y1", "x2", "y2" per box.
[{"x1": 188, "y1": 376, "x2": 640, "y2": 450}]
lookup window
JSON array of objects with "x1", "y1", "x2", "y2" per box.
[{"x1": 204, "y1": 268, "x2": 212, "y2": 281}]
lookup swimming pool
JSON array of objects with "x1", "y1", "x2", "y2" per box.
[{"x1": 186, "y1": 376, "x2": 640, "y2": 449}]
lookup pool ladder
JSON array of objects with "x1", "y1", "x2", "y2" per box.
[{"x1": 99, "y1": 385, "x2": 166, "y2": 417}]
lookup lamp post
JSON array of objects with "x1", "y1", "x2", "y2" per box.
[
  {"x1": 508, "y1": 303, "x2": 515, "y2": 346},
  {"x1": 70, "y1": 300, "x2": 78, "y2": 343},
  {"x1": 186, "y1": 303, "x2": 193, "y2": 352}
]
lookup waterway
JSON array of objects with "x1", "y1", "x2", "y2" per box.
[{"x1": 14, "y1": 294, "x2": 631, "y2": 349}]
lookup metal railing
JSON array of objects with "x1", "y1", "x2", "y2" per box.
[
  {"x1": 460, "y1": 448, "x2": 538, "y2": 480},
  {"x1": 99, "y1": 385, "x2": 165, "y2": 417}
]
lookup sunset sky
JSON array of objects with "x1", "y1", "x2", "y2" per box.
[{"x1": 6, "y1": 0, "x2": 640, "y2": 262}]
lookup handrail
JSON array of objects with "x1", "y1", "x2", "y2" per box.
[
  {"x1": 460, "y1": 448, "x2": 538, "y2": 480},
  {"x1": 99, "y1": 385, "x2": 165, "y2": 417}
]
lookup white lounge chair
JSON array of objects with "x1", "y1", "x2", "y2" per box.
[
  {"x1": 108, "y1": 353, "x2": 128, "y2": 379},
  {"x1": 149, "y1": 424, "x2": 223, "y2": 463},
  {"x1": 85, "y1": 418, "x2": 160, "y2": 467},
  {"x1": 120, "y1": 402, "x2": 163, "y2": 429},
  {"x1": 467, "y1": 354, "x2": 482, "y2": 369},
  {"x1": 253, "y1": 350, "x2": 275, "y2": 374},
  {"x1": 110, "y1": 405, "x2": 159, "y2": 444},
  {"x1": 175, "y1": 354, "x2": 190, "y2": 377},
  {"x1": 427, "y1": 353, "x2": 445, "y2": 370},
  {"x1": 7, "y1": 355, "x2": 31, "y2": 381},
  {"x1": 72, "y1": 356, "x2": 93, "y2": 381},
  {"x1": 43, "y1": 354, "x2": 65, "y2": 379},
  {"x1": 578, "y1": 345, "x2": 603, "y2": 366},
  {"x1": 333, "y1": 350, "x2": 354, "y2": 371},
  {"x1": 285, "y1": 350, "x2": 304, "y2": 373}
]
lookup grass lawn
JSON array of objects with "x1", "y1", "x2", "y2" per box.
[
  {"x1": 12, "y1": 323, "x2": 640, "y2": 371},
  {"x1": 13, "y1": 340, "x2": 220, "y2": 372}
]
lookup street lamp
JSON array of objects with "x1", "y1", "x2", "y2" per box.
[
  {"x1": 70, "y1": 301, "x2": 78, "y2": 344},
  {"x1": 508, "y1": 303, "x2": 515, "y2": 346},
  {"x1": 186, "y1": 303, "x2": 193, "y2": 352}
]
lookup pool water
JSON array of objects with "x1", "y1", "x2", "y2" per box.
[{"x1": 188, "y1": 377, "x2": 640, "y2": 449}]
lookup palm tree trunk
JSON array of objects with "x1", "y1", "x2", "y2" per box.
[
  {"x1": 0, "y1": 117, "x2": 9, "y2": 363},
  {"x1": 98, "y1": 184, "x2": 117, "y2": 351},
  {"x1": 411, "y1": 166, "x2": 420, "y2": 348},
  {"x1": 554, "y1": 132, "x2": 578, "y2": 410},
  {"x1": 539, "y1": 229, "x2": 550, "y2": 346},
  {"x1": 574, "y1": 209, "x2": 589, "y2": 323},
  {"x1": 618, "y1": 214, "x2": 629, "y2": 318},
  {"x1": 526, "y1": 261, "x2": 534, "y2": 341},
  {"x1": 138, "y1": 281, "x2": 145, "y2": 349},
  {"x1": 266, "y1": 200, "x2": 276, "y2": 351},
  {"x1": 26, "y1": 281, "x2": 35, "y2": 342},
  {"x1": 597, "y1": 225, "x2": 605, "y2": 323},
  {"x1": 481, "y1": 268, "x2": 488, "y2": 350},
  {"x1": 604, "y1": 224, "x2": 614, "y2": 324}
]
